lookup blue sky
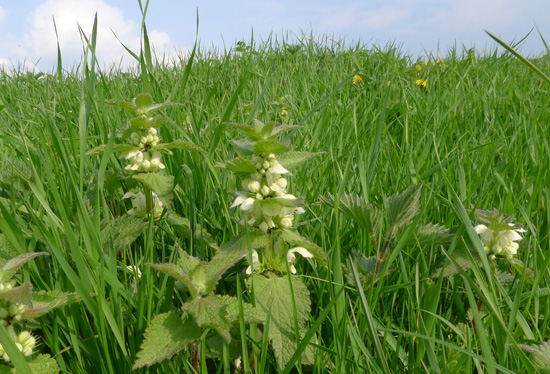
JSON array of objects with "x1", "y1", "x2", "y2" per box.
[{"x1": 1, "y1": 0, "x2": 549, "y2": 72}]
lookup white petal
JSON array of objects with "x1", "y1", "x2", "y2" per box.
[
  {"x1": 474, "y1": 224, "x2": 488, "y2": 234},
  {"x1": 241, "y1": 198, "x2": 256, "y2": 211},
  {"x1": 290, "y1": 246, "x2": 314, "y2": 258},
  {"x1": 231, "y1": 195, "x2": 247, "y2": 208},
  {"x1": 269, "y1": 163, "x2": 289, "y2": 175}
]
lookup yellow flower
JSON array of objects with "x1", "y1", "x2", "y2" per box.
[
  {"x1": 424, "y1": 61, "x2": 429, "y2": 66},
  {"x1": 415, "y1": 64, "x2": 422, "y2": 72},
  {"x1": 415, "y1": 79, "x2": 427, "y2": 88},
  {"x1": 353, "y1": 74, "x2": 363, "y2": 84}
]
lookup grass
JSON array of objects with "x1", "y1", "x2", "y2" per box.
[{"x1": 0, "y1": 22, "x2": 549, "y2": 373}]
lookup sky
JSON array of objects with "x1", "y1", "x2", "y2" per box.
[{"x1": 0, "y1": 0, "x2": 549, "y2": 72}]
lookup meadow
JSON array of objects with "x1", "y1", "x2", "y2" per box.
[{"x1": 0, "y1": 19, "x2": 549, "y2": 374}]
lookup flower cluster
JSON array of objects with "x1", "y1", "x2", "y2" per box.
[
  {"x1": 231, "y1": 153, "x2": 304, "y2": 232},
  {"x1": 246, "y1": 245, "x2": 313, "y2": 275},
  {"x1": 0, "y1": 281, "x2": 25, "y2": 326},
  {"x1": 121, "y1": 127, "x2": 165, "y2": 172},
  {"x1": 353, "y1": 74, "x2": 363, "y2": 84},
  {"x1": 0, "y1": 331, "x2": 36, "y2": 362},
  {"x1": 474, "y1": 224, "x2": 526, "y2": 260},
  {"x1": 123, "y1": 191, "x2": 164, "y2": 219}
]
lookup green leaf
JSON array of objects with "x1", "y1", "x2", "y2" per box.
[
  {"x1": 22, "y1": 290, "x2": 80, "y2": 320},
  {"x1": 155, "y1": 139, "x2": 206, "y2": 154},
  {"x1": 27, "y1": 354, "x2": 61, "y2": 374},
  {"x1": 223, "y1": 295, "x2": 266, "y2": 323},
  {"x1": 220, "y1": 231, "x2": 269, "y2": 252},
  {"x1": 148, "y1": 262, "x2": 198, "y2": 297},
  {"x1": 320, "y1": 193, "x2": 381, "y2": 234},
  {"x1": 224, "y1": 122, "x2": 263, "y2": 141},
  {"x1": 181, "y1": 295, "x2": 232, "y2": 342},
  {"x1": 101, "y1": 215, "x2": 148, "y2": 253},
  {"x1": 203, "y1": 250, "x2": 248, "y2": 294},
  {"x1": 133, "y1": 312, "x2": 201, "y2": 369},
  {"x1": 254, "y1": 140, "x2": 288, "y2": 155},
  {"x1": 251, "y1": 273, "x2": 313, "y2": 367},
  {"x1": 131, "y1": 173, "x2": 174, "y2": 206},
  {"x1": 164, "y1": 213, "x2": 220, "y2": 251},
  {"x1": 222, "y1": 157, "x2": 257, "y2": 175},
  {"x1": 509, "y1": 258, "x2": 535, "y2": 284},
  {"x1": 270, "y1": 195, "x2": 305, "y2": 208},
  {"x1": 269, "y1": 124, "x2": 301, "y2": 138},
  {"x1": 229, "y1": 138, "x2": 255, "y2": 152},
  {"x1": 134, "y1": 93, "x2": 153, "y2": 108},
  {"x1": 280, "y1": 229, "x2": 327, "y2": 268},
  {"x1": 387, "y1": 184, "x2": 423, "y2": 231},
  {"x1": 404, "y1": 223, "x2": 455, "y2": 246},
  {"x1": 105, "y1": 98, "x2": 134, "y2": 111},
  {"x1": 0, "y1": 235, "x2": 18, "y2": 263},
  {"x1": 432, "y1": 248, "x2": 478, "y2": 278},
  {"x1": 1, "y1": 252, "x2": 48, "y2": 282},
  {"x1": 277, "y1": 151, "x2": 323, "y2": 171},
  {"x1": 1, "y1": 282, "x2": 32, "y2": 306}
]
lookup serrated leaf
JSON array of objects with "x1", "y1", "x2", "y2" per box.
[
  {"x1": 229, "y1": 138, "x2": 255, "y2": 152},
  {"x1": 190, "y1": 263, "x2": 208, "y2": 295},
  {"x1": 224, "y1": 122, "x2": 263, "y2": 141},
  {"x1": 432, "y1": 248, "x2": 479, "y2": 278},
  {"x1": 271, "y1": 195, "x2": 305, "y2": 208},
  {"x1": 277, "y1": 151, "x2": 323, "y2": 171},
  {"x1": 86, "y1": 144, "x2": 138, "y2": 156},
  {"x1": 509, "y1": 258, "x2": 535, "y2": 284},
  {"x1": 27, "y1": 354, "x2": 60, "y2": 374},
  {"x1": 164, "y1": 212, "x2": 220, "y2": 251},
  {"x1": 260, "y1": 122, "x2": 275, "y2": 138},
  {"x1": 269, "y1": 124, "x2": 301, "y2": 138},
  {"x1": 148, "y1": 262, "x2": 198, "y2": 297},
  {"x1": 101, "y1": 215, "x2": 148, "y2": 253},
  {"x1": 134, "y1": 93, "x2": 153, "y2": 108},
  {"x1": 220, "y1": 231, "x2": 269, "y2": 252},
  {"x1": 280, "y1": 229, "x2": 327, "y2": 268},
  {"x1": 1, "y1": 253, "x2": 48, "y2": 282},
  {"x1": 253, "y1": 140, "x2": 288, "y2": 155},
  {"x1": 181, "y1": 295, "x2": 232, "y2": 342},
  {"x1": 203, "y1": 250, "x2": 248, "y2": 294},
  {"x1": 405, "y1": 223, "x2": 455, "y2": 246},
  {"x1": 130, "y1": 116, "x2": 164, "y2": 130},
  {"x1": 387, "y1": 184, "x2": 423, "y2": 231},
  {"x1": 320, "y1": 193, "x2": 381, "y2": 234},
  {"x1": 223, "y1": 295, "x2": 266, "y2": 323},
  {"x1": 0, "y1": 235, "x2": 18, "y2": 263},
  {"x1": 1, "y1": 282, "x2": 32, "y2": 306},
  {"x1": 222, "y1": 157, "x2": 257, "y2": 175},
  {"x1": 155, "y1": 139, "x2": 206, "y2": 154},
  {"x1": 105, "y1": 98, "x2": 134, "y2": 111},
  {"x1": 133, "y1": 312, "x2": 200, "y2": 369},
  {"x1": 131, "y1": 173, "x2": 174, "y2": 206},
  {"x1": 22, "y1": 290, "x2": 80, "y2": 320},
  {"x1": 251, "y1": 273, "x2": 313, "y2": 367}
]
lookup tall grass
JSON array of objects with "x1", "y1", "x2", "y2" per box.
[{"x1": 0, "y1": 19, "x2": 549, "y2": 373}]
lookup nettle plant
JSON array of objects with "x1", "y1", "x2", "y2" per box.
[
  {"x1": 0, "y1": 253, "x2": 79, "y2": 373},
  {"x1": 89, "y1": 93, "x2": 216, "y2": 253},
  {"x1": 219, "y1": 117, "x2": 327, "y2": 367}
]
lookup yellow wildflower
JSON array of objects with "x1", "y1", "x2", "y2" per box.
[
  {"x1": 415, "y1": 64, "x2": 422, "y2": 72},
  {"x1": 415, "y1": 79, "x2": 427, "y2": 88},
  {"x1": 353, "y1": 74, "x2": 363, "y2": 84}
]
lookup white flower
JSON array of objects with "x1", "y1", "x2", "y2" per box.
[
  {"x1": 126, "y1": 265, "x2": 142, "y2": 278},
  {"x1": 475, "y1": 224, "x2": 524, "y2": 259},
  {"x1": 123, "y1": 191, "x2": 164, "y2": 218},
  {"x1": 231, "y1": 194, "x2": 256, "y2": 211},
  {"x1": 286, "y1": 247, "x2": 314, "y2": 274},
  {"x1": 266, "y1": 161, "x2": 289, "y2": 186},
  {"x1": 245, "y1": 250, "x2": 260, "y2": 275}
]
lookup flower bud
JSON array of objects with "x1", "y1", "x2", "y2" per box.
[
  {"x1": 277, "y1": 178, "x2": 288, "y2": 189},
  {"x1": 261, "y1": 185, "x2": 271, "y2": 196},
  {"x1": 259, "y1": 222, "x2": 269, "y2": 232},
  {"x1": 255, "y1": 193, "x2": 263, "y2": 200},
  {"x1": 280, "y1": 216, "x2": 293, "y2": 228},
  {"x1": 148, "y1": 127, "x2": 157, "y2": 136},
  {"x1": 268, "y1": 153, "x2": 276, "y2": 161},
  {"x1": 262, "y1": 161, "x2": 270, "y2": 170},
  {"x1": 247, "y1": 180, "x2": 261, "y2": 193},
  {"x1": 140, "y1": 136, "x2": 148, "y2": 145},
  {"x1": 142, "y1": 160, "x2": 151, "y2": 170}
]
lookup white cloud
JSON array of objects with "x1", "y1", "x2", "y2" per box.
[
  {"x1": 1, "y1": 0, "x2": 177, "y2": 71},
  {"x1": 0, "y1": 7, "x2": 7, "y2": 22}
]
